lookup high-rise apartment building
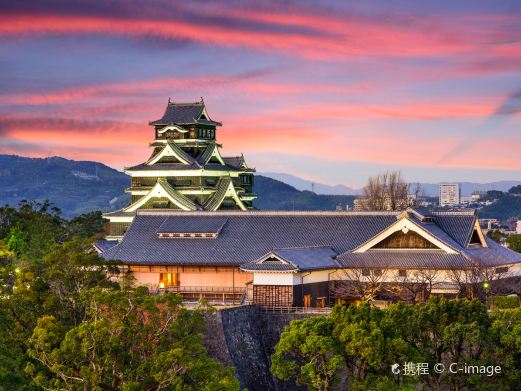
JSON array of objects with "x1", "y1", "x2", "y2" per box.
[{"x1": 439, "y1": 183, "x2": 460, "y2": 207}]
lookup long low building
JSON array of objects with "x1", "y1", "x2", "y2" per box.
[{"x1": 97, "y1": 208, "x2": 521, "y2": 307}]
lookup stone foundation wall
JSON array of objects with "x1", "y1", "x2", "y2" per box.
[{"x1": 204, "y1": 305, "x2": 325, "y2": 391}]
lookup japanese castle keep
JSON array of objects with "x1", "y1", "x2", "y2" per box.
[
  {"x1": 103, "y1": 99, "x2": 256, "y2": 240},
  {"x1": 97, "y1": 99, "x2": 521, "y2": 307}
]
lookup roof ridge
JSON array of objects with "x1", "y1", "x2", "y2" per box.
[
  {"x1": 168, "y1": 101, "x2": 204, "y2": 106},
  {"x1": 273, "y1": 245, "x2": 335, "y2": 251},
  {"x1": 135, "y1": 210, "x2": 402, "y2": 216},
  {"x1": 431, "y1": 209, "x2": 476, "y2": 216}
]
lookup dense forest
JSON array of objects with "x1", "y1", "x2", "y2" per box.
[
  {"x1": 271, "y1": 300, "x2": 521, "y2": 390},
  {"x1": 0, "y1": 201, "x2": 240, "y2": 390}
]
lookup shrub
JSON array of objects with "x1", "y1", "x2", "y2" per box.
[{"x1": 494, "y1": 295, "x2": 520, "y2": 309}]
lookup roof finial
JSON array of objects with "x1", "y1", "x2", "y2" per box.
[
  {"x1": 168, "y1": 97, "x2": 171, "y2": 104},
  {"x1": 200, "y1": 96, "x2": 204, "y2": 103}
]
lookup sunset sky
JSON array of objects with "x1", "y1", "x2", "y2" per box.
[{"x1": 1, "y1": 0, "x2": 520, "y2": 187}]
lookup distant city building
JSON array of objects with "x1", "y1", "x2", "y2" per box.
[
  {"x1": 336, "y1": 203, "x2": 349, "y2": 211},
  {"x1": 460, "y1": 196, "x2": 474, "y2": 205},
  {"x1": 479, "y1": 218, "x2": 500, "y2": 231},
  {"x1": 517, "y1": 220, "x2": 521, "y2": 234},
  {"x1": 439, "y1": 183, "x2": 460, "y2": 207},
  {"x1": 471, "y1": 190, "x2": 487, "y2": 201}
]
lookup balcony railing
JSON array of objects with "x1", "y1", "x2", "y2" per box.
[
  {"x1": 155, "y1": 285, "x2": 246, "y2": 304},
  {"x1": 160, "y1": 286, "x2": 245, "y2": 293},
  {"x1": 259, "y1": 306, "x2": 332, "y2": 314}
]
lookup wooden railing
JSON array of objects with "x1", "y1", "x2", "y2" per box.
[
  {"x1": 259, "y1": 306, "x2": 332, "y2": 314},
  {"x1": 155, "y1": 286, "x2": 246, "y2": 304},
  {"x1": 161, "y1": 286, "x2": 245, "y2": 294}
]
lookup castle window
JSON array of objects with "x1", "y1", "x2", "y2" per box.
[
  {"x1": 159, "y1": 273, "x2": 179, "y2": 288},
  {"x1": 495, "y1": 267, "x2": 508, "y2": 274},
  {"x1": 362, "y1": 268, "x2": 370, "y2": 276},
  {"x1": 240, "y1": 175, "x2": 253, "y2": 185},
  {"x1": 174, "y1": 179, "x2": 191, "y2": 186},
  {"x1": 398, "y1": 269, "x2": 407, "y2": 277}
]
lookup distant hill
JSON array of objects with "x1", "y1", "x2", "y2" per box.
[
  {"x1": 478, "y1": 196, "x2": 521, "y2": 221},
  {"x1": 261, "y1": 172, "x2": 521, "y2": 197},
  {"x1": 0, "y1": 155, "x2": 129, "y2": 218},
  {"x1": 254, "y1": 175, "x2": 355, "y2": 211},
  {"x1": 2, "y1": 154, "x2": 518, "y2": 218},
  {"x1": 0, "y1": 155, "x2": 356, "y2": 217},
  {"x1": 260, "y1": 172, "x2": 361, "y2": 195}
]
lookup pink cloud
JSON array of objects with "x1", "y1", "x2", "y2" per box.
[{"x1": 0, "y1": 11, "x2": 488, "y2": 61}]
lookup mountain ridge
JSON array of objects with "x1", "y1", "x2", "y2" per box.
[
  {"x1": 0, "y1": 154, "x2": 519, "y2": 221},
  {"x1": 260, "y1": 172, "x2": 521, "y2": 197}
]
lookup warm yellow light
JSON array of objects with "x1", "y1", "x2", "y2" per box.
[
  {"x1": 483, "y1": 281, "x2": 490, "y2": 289},
  {"x1": 14, "y1": 267, "x2": 21, "y2": 274},
  {"x1": 159, "y1": 282, "x2": 165, "y2": 289}
]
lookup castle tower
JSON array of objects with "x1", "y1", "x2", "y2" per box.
[{"x1": 104, "y1": 99, "x2": 256, "y2": 239}]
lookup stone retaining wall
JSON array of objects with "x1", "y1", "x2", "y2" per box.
[{"x1": 204, "y1": 305, "x2": 326, "y2": 391}]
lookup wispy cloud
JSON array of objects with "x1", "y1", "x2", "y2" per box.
[{"x1": 1, "y1": 0, "x2": 521, "y2": 181}]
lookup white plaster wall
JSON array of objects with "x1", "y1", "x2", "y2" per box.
[
  {"x1": 302, "y1": 270, "x2": 335, "y2": 284},
  {"x1": 253, "y1": 272, "x2": 296, "y2": 285}
]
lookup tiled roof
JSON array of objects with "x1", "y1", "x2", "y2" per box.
[
  {"x1": 125, "y1": 162, "x2": 247, "y2": 172},
  {"x1": 203, "y1": 177, "x2": 231, "y2": 211},
  {"x1": 197, "y1": 144, "x2": 216, "y2": 165},
  {"x1": 337, "y1": 250, "x2": 474, "y2": 269},
  {"x1": 101, "y1": 211, "x2": 398, "y2": 266},
  {"x1": 149, "y1": 101, "x2": 209, "y2": 126},
  {"x1": 222, "y1": 156, "x2": 246, "y2": 169},
  {"x1": 241, "y1": 247, "x2": 338, "y2": 271},
  {"x1": 94, "y1": 239, "x2": 119, "y2": 253},
  {"x1": 156, "y1": 216, "x2": 228, "y2": 234},
  {"x1": 465, "y1": 238, "x2": 521, "y2": 267},
  {"x1": 409, "y1": 207, "x2": 433, "y2": 220},
  {"x1": 100, "y1": 209, "x2": 521, "y2": 270},
  {"x1": 102, "y1": 210, "x2": 136, "y2": 218},
  {"x1": 433, "y1": 213, "x2": 476, "y2": 247},
  {"x1": 156, "y1": 178, "x2": 201, "y2": 211},
  {"x1": 240, "y1": 261, "x2": 298, "y2": 271}
]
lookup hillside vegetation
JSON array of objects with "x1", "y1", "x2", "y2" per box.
[
  {"x1": 0, "y1": 154, "x2": 356, "y2": 216},
  {"x1": 0, "y1": 155, "x2": 128, "y2": 218},
  {"x1": 479, "y1": 195, "x2": 521, "y2": 221}
]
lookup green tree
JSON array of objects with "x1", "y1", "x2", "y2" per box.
[
  {"x1": 271, "y1": 299, "x2": 502, "y2": 391},
  {"x1": 26, "y1": 289, "x2": 240, "y2": 391},
  {"x1": 484, "y1": 190, "x2": 505, "y2": 201},
  {"x1": 409, "y1": 297, "x2": 492, "y2": 390},
  {"x1": 66, "y1": 210, "x2": 105, "y2": 239},
  {"x1": 508, "y1": 185, "x2": 521, "y2": 195},
  {"x1": 487, "y1": 229, "x2": 507, "y2": 244},
  {"x1": 490, "y1": 308, "x2": 521, "y2": 389},
  {"x1": 271, "y1": 316, "x2": 344, "y2": 391},
  {"x1": 331, "y1": 303, "x2": 414, "y2": 390},
  {"x1": 507, "y1": 235, "x2": 521, "y2": 253},
  {"x1": 2, "y1": 201, "x2": 65, "y2": 260},
  {"x1": 0, "y1": 239, "x2": 120, "y2": 390}
]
